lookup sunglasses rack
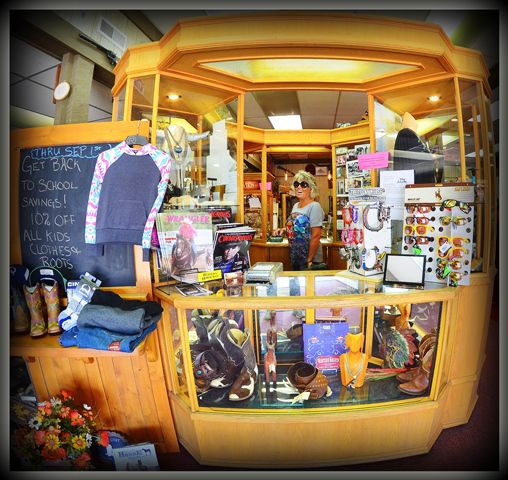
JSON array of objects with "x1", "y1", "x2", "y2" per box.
[
  {"x1": 341, "y1": 200, "x2": 392, "y2": 277},
  {"x1": 402, "y1": 203, "x2": 474, "y2": 286}
]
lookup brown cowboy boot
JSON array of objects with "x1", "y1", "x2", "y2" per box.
[
  {"x1": 396, "y1": 367, "x2": 420, "y2": 383},
  {"x1": 398, "y1": 345, "x2": 435, "y2": 395},
  {"x1": 227, "y1": 328, "x2": 258, "y2": 401},
  {"x1": 42, "y1": 281, "x2": 61, "y2": 334},
  {"x1": 23, "y1": 284, "x2": 47, "y2": 337}
]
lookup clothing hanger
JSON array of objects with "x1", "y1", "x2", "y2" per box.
[{"x1": 125, "y1": 120, "x2": 149, "y2": 148}]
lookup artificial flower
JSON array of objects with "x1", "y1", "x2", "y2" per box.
[
  {"x1": 69, "y1": 411, "x2": 84, "y2": 426},
  {"x1": 59, "y1": 406, "x2": 71, "y2": 418},
  {"x1": 73, "y1": 452, "x2": 92, "y2": 470},
  {"x1": 28, "y1": 417, "x2": 42, "y2": 430},
  {"x1": 71, "y1": 435, "x2": 87, "y2": 451},
  {"x1": 41, "y1": 446, "x2": 66, "y2": 461},
  {"x1": 97, "y1": 431, "x2": 109, "y2": 447},
  {"x1": 34, "y1": 430, "x2": 46, "y2": 446},
  {"x1": 60, "y1": 390, "x2": 71, "y2": 400},
  {"x1": 44, "y1": 433, "x2": 61, "y2": 451}
]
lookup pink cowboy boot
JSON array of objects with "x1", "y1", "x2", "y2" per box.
[
  {"x1": 23, "y1": 284, "x2": 47, "y2": 337},
  {"x1": 42, "y1": 281, "x2": 61, "y2": 334}
]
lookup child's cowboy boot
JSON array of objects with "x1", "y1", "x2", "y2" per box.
[
  {"x1": 10, "y1": 285, "x2": 30, "y2": 334},
  {"x1": 42, "y1": 281, "x2": 61, "y2": 334},
  {"x1": 23, "y1": 284, "x2": 47, "y2": 337}
]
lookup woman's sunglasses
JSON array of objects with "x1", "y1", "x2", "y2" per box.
[
  {"x1": 404, "y1": 235, "x2": 433, "y2": 245},
  {"x1": 406, "y1": 216, "x2": 432, "y2": 225},
  {"x1": 406, "y1": 205, "x2": 433, "y2": 214},
  {"x1": 439, "y1": 215, "x2": 471, "y2": 227},
  {"x1": 439, "y1": 246, "x2": 469, "y2": 259},
  {"x1": 436, "y1": 258, "x2": 463, "y2": 271},
  {"x1": 442, "y1": 199, "x2": 472, "y2": 214},
  {"x1": 293, "y1": 181, "x2": 309, "y2": 189},
  {"x1": 438, "y1": 236, "x2": 470, "y2": 247},
  {"x1": 404, "y1": 224, "x2": 435, "y2": 235}
]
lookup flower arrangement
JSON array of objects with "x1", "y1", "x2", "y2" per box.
[{"x1": 11, "y1": 389, "x2": 109, "y2": 470}]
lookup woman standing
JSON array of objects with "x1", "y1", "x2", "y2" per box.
[{"x1": 285, "y1": 170, "x2": 324, "y2": 271}]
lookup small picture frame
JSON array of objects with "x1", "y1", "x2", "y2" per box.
[
  {"x1": 337, "y1": 179, "x2": 345, "y2": 195},
  {"x1": 315, "y1": 166, "x2": 328, "y2": 176},
  {"x1": 346, "y1": 159, "x2": 362, "y2": 178},
  {"x1": 336, "y1": 154, "x2": 347, "y2": 166},
  {"x1": 352, "y1": 178, "x2": 363, "y2": 189},
  {"x1": 345, "y1": 177, "x2": 363, "y2": 192},
  {"x1": 347, "y1": 148, "x2": 357, "y2": 161},
  {"x1": 354, "y1": 143, "x2": 371, "y2": 156}
]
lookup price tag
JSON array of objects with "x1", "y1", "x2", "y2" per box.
[{"x1": 197, "y1": 270, "x2": 222, "y2": 282}]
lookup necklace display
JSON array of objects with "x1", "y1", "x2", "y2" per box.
[
  {"x1": 363, "y1": 203, "x2": 391, "y2": 231},
  {"x1": 164, "y1": 125, "x2": 191, "y2": 190},
  {"x1": 166, "y1": 127, "x2": 186, "y2": 158},
  {"x1": 344, "y1": 352, "x2": 365, "y2": 389}
]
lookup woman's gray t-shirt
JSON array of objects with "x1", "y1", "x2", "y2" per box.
[{"x1": 289, "y1": 201, "x2": 324, "y2": 263}]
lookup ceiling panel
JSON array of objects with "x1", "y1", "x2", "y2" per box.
[
  {"x1": 337, "y1": 91, "x2": 368, "y2": 124},
  {"x1": 297, "y1": 90, "x2": 338, "y2": 129},
  {"x1": 244, "y1": 92, "x2": 272, "y2": 128}
]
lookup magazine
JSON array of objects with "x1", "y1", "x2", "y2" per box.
[
  {"x1": 112, "y1": 442, "x2": 160, "y2": 471},
  {"x1": 206, "y1": 206, "x2": 234, "y2": 225},
  {"x1": 213, "y1": 222, "x2": 244, "y2": 237},
  {"x1": 155, "y1": 210, "x2": 214, "y2": 282},
  {"x1": 213, "y1": 225, "x2": 256, "y2": 274},
  {"x1": 175, "y1": 283, "x2": 212, "y2": 296}
]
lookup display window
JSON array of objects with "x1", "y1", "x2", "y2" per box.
[{"x1": 160, "y1": 273, "x2": 447, "y2": 412}]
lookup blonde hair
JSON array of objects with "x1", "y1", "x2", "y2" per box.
[{"x1": 292, "y1": 170, "x2": 318, "y2": 199}]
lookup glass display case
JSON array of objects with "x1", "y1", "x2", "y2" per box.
[{"x1": 156, "y1": 272, "x2": 449, "y2": 413}]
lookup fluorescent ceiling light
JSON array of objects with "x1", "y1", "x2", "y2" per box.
[{"x1": 268, "y1": 114, "x2": 302, "y2": 130}]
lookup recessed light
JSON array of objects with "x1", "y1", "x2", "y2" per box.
[
  {"x1": 427, "y1": 95, "x2": 441, "y2": 102},
  {"x1": 167, "y1": 93, "x2": 181, "y2": 101},
  {"x1": 268, "y1": 114, "x2": 302, "y2": 130}
]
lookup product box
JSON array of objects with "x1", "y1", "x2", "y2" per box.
[{"x1": 303, "y1": 322, "x2": 349, "y2": 372}]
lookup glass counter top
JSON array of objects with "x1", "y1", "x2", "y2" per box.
[
  {"x1": 247, "y1": 272, "x2": 448, "y2": 298},
  {"x1": 155, "y1": 271, "x2": 451, "y2": 305}
]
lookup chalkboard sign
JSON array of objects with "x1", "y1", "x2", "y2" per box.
[{"x1": 18, "y1": 143, "x2": 136, "y2": 287}]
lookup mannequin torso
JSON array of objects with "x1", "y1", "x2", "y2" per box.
[{"x1": 339, "y1": 332, "x2": 368, "y2": 388}]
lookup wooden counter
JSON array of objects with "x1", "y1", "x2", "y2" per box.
[{"x1": 249, "y1": 240, "x2": 347, "y2": 270}]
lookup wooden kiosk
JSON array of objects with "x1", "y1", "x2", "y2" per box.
[{"x1": 10, "y1": 13, "x2": 496, "y2": 468}]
